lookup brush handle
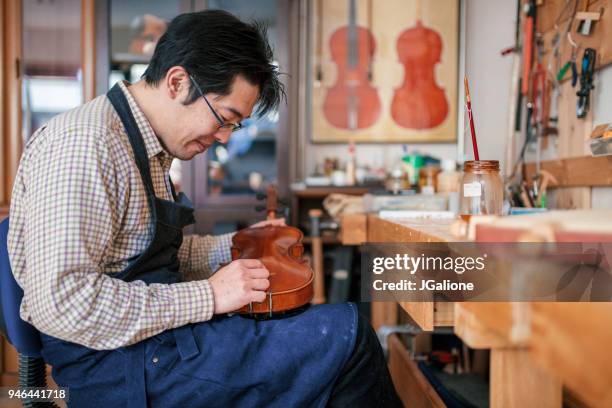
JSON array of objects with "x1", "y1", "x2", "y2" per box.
[{"x1": 466, "y1": 100, "x2": 479, "y2": 161}]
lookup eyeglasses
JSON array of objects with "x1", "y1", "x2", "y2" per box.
[{"x1": 188, "y1": 75, "x2": 243, "y2": 133}]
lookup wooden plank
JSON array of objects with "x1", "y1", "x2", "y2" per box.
[
  {"x1": 370, "y1": 301, "x2": 398, "y2": 331},
  {"x1": 476, "y1": 209, "x2": 612, "y2": 239},
  {"x1": 552, "y1": 73, "x2": 593, "y2": 208},
  {"x1": 340, "y1": 213, "x2": 366, "y2": 245},
  {"x1": 491, "y1": 348, "x2": 562, "y2": 408},
  {"x1": 433, "y1": 300, "x2": 454, "y2": 327},
  {"x1": 453, "y1": 303, "x2": 516, "y2": 349},
  {"x1": 524, "y1": 156, "x2": 612, "y2": 187},
  {"x1": 367, "y1": 215, "x2": 457, "y2": 243},
  {"x1": 81, "y1": 0, "x2": 96, "y2": 101},
  {"x1": 367, "y1": 215, "x2": 459, "y2": 330},
  {"x1": 292, "y1": 186, "x2": 370, "y2": 199},
  {"x1": 388, "y1": 334, "x2": 446, "y2": 408},
  {"x1": 455, "y1": 301, "x2": 612, "y2": 407},
  {"x1": 557, "y1": 77, "x2": 593, "y2": 158},
  {"x1": 1, "y1": 0, "x2": 22, "y2": 208},
  {"x1": 555, "y1": 186, "x2": 592, "y2": 209},
  {"x1": 529, "y1": 303, "x2": 612, "y2": 408},
  {"x1": 398, "y1": 301, "x2": 433, "y2": 331}
]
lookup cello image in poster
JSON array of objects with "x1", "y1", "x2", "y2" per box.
[
  {"x1": 391, "y1": 1, "x2": 449, "y2": 130},
  {"x1": 323, "y1": 0, "x2": 381, "y2": 130}
]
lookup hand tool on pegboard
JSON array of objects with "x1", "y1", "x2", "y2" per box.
[
  {"x1": 521, "y1": 0, "x2": 537, "y2": 96},
  {"x1": 576, "y1": 47, "x2": 596, "y2": 119}
]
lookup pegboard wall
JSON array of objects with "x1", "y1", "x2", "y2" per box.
[{"x1": 537, "y1": 0, "x2": 611, "y2": 81}]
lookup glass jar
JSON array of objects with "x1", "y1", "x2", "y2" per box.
[{"x1": 460, "y1": 160, "x2": 503, "y2": 217}]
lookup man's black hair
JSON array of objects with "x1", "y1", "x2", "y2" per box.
[{"x1": 143, "y1": 10, "x2": 285, "y2": 116}]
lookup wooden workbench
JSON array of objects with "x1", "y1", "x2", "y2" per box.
[{"x1": 366, "y1": 214, "x2": 612, "y2": 408}]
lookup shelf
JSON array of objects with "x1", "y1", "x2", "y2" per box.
[
  {"x1": 111, "y1": 52, "x2": 151, "y2": 65},
  {"x1": 292, "y1": 186, "x2": 372, "y2": 199}
]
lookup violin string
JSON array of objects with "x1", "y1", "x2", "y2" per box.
[
  {"x1": 316, "y1": 0, "x2": 323, "y2": 82},
  {"x1": 367, "y1": 0, "x2": 373, "y2": 80}
]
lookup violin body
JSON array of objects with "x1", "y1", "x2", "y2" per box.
[
  {"x1": 391, "y1": 21, "x2": 448, "y2": 129},
  {"x1": 232, "y1": 225, "x2": 314, "y2": 316},
  {"x1": 323, "y1": 25, "x2": 381, "y2": 130}
]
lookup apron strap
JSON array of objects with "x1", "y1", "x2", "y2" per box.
[
  {"x1": 107, "y1": 83, "x2": 157, "y2": 201},
  {"x1": 169, "y1": 177, "x2": 179, "y2": 202}
]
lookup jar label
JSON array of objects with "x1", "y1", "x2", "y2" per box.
[{"x1": 463, "y1": 181, "x2": 482, "y2": 197}]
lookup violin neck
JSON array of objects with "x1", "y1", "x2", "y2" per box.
[
  {"x1": 415, "y1": 0, "x2": 423, "y2": 22},
  {"x1": 266, "y1": 185, "x2": 278, "y2": 220},
  {"x1": 347, "y1": 0, "x2": 358, "y2": 68}
]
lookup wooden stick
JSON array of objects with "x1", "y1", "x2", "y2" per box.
[{"x1": 309, "y1": 209, "x2": 326, "y2": 304}]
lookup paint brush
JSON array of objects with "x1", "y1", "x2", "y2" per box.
[{"x1": 464, "y1": 76, "x2": 480, "y2": 161}]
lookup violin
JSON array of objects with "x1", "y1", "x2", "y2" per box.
[
  {"x1": 231, "y1": 186, "x2": 314, "y2": 318},
  {"x1": 391, "y1": 8, "x2": 448, "y2": 130},
  {"x1": 323, "y1": 0, "x2": 381, "y2": 130}
]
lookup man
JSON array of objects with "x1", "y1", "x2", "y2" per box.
[{"x1": 8, "y1": 10, "x2": 401, "y2": 407}]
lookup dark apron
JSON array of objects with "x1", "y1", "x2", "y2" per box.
[{"x1": 39, "y1": 84, "x2": 358, "y2": 408}]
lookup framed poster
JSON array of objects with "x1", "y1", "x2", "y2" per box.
[{"x1": 310, "y1": 0, "x2": 459, "y2": 143}]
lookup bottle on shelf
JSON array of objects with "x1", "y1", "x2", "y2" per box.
[{"x1": 437, "y1": 159, "x2": 461, "y2": 193}]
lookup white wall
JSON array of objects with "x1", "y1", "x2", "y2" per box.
[
  {"x1": 463, "y1": 0, "x2": 516, "y2": 171},
  {"x1": 593, "y1": 65, "x2": 612, "y2": 125}
]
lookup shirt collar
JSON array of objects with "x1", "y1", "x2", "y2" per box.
[{"x1": 117, "y1": 81, "x2": 173, "y2": 164}]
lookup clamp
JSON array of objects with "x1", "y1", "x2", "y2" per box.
[{"x1": 576, "y1": 48, "x2": 596, "y2": 118}]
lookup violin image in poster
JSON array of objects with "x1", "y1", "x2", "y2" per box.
[
  {"x1": 323, "y1": 0, "x2": 381, "y2": 130},
  {"x1": 391, "y1": 1, "x2": 449, "y2": 129}
]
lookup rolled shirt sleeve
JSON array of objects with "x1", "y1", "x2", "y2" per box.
[{"x1": 178, "y1": 232, "x2": 235, "y2": 281}]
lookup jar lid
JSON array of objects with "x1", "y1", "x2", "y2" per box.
[{"x1": 463, "y1": 160, "x2": 500, "y2": 172}]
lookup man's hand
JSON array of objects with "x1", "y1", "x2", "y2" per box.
[
  {"x1": 208, "y1": 259, "x2": 270, "y2": 314},
  {"x1": 250, "y1": 218, "x2": 286, "y2": 229}
]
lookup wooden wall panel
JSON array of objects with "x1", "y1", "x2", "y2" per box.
[
  {"x1": 524, "y1": 156, "x2": 612, "y2": 187},
  {"x1": 1, "y1": 0, "x2": 22, "y2": 213},
  {"x1": 1, "y1": 0, "x2": 22, "y2": 386},
  {"x1": 551, "y1": 62, "x2": 593, "y2": 208},
  {"x1": 538, "y1": 0, "x2": 611, "y2": 77},
  {"x1": 81, "y1": 0, "x2": 96, "y2": 101},
  {"x1": 524, "y1": 0, "x2": 612, "y2": 209}
]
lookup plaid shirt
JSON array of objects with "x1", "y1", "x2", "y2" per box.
[{"x1": 8, "y1": 81, "x2": 233, "y2": 350}]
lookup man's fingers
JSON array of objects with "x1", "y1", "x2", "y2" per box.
[
  {"x1": 250, "y1": 278, "x2": 270, "y2": 291},
  {"x1": 250, "y1": 290, "x2": 267, "y2": 303},
  {"x1": 237, "y1": 259, "x2": 264, "y2": 268},
  {"x1": 248, "y1": 267, "x2": 270, "y2": 279}
]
